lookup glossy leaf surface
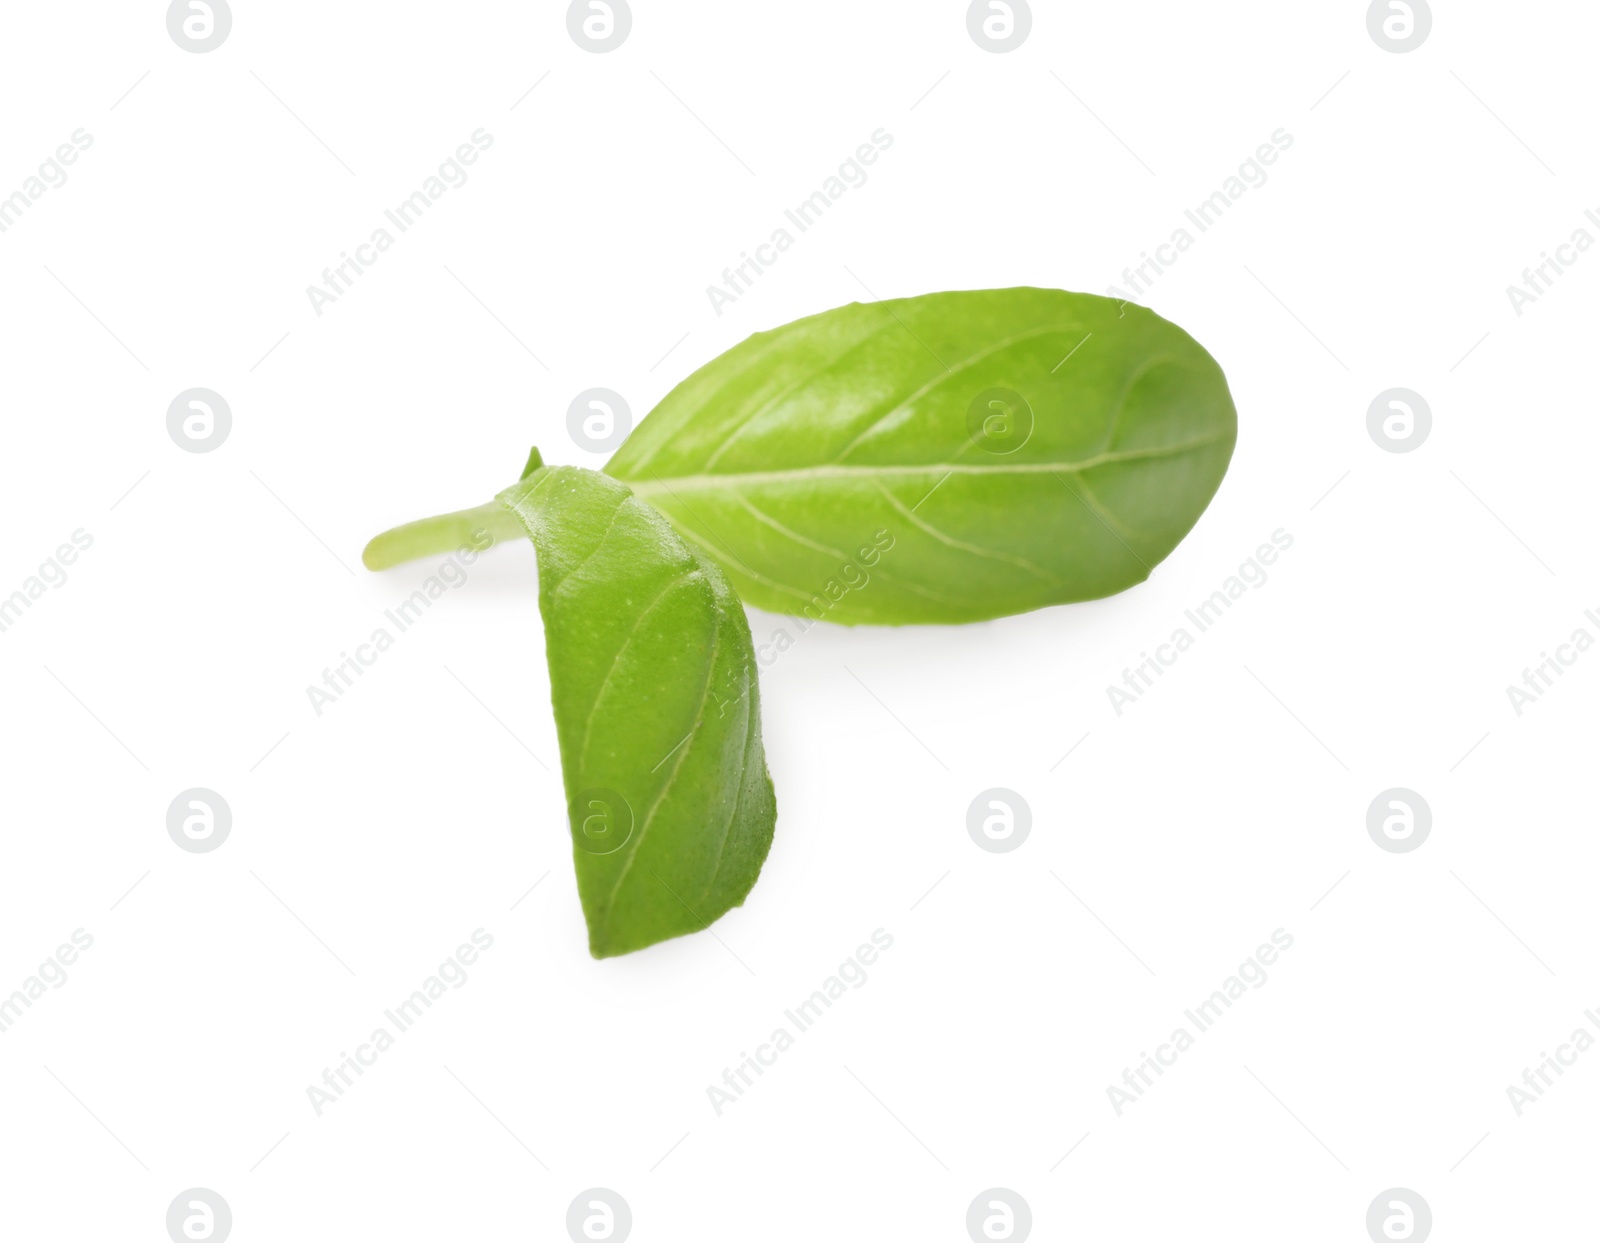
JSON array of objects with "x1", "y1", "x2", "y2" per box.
[
  {"x1": 498, "y1": 466, "x2": 776, "y2": 957},
  {"x1": 606, "y1": 288, "x2": 1236, "y2": 624}
]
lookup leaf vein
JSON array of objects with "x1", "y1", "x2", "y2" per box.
[
  {"x1": 577, "y1": 568, "x2": 701, "y2": 771},
  {"x1": 1099, "y1": 354, "x2": 1187, "y2": 453},
  {"x1": 830, "y1": 322, "x2": 1086, "y2": 463},
  {"x1": 602, "y1": 583, "x2": 725, "y2": 918},
  {"x1": 700, "y1": 654, "x2": 756, "y2": 904},
  {"x1": 732, "y1": 495, "x2": 850, "y2": 560},
  {"x1": 873, "y1": 480, "x2": 1064, "y2": 585},
  {"x1": 627, "y1": 433, "x2": 1230, "y2": 497},
  {"x1": 700, "y1": 312, "x2": 900, "y2": 470}
]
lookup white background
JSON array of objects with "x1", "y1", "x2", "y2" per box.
[{"x1": 1, "y1": 1, "x2": 1595, "y2": 1239}]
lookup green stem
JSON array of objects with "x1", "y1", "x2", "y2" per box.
[{"x1": 362, "y1": 501, "x2": 528, "y2": 570}]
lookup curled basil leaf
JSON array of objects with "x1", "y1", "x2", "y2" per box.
[{"x1": 497, "y1": 465, "x2": 776, "y2": 958}]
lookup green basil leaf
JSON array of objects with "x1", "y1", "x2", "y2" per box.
[
  {"x1": 497, "y1": 465, "x2": 776, "y2": 958},
  {"x1": 605, "y1": 288, "x2": 1236, "y2": 624}
]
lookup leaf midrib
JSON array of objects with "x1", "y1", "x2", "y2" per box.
[{"x1": 623, "y1": 433, "x2": 1231, "y2": 498}]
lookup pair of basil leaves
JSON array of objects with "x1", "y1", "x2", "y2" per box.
[{"x1": 366, "y1": 289, "x2": 1237, "y2": 957}]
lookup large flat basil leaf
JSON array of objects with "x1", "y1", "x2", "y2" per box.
[
  {"x1": 605, "y1": 288, "x2": 1236, "y2": 624},
  {"x1": 498, "y1": 465, "x2": 776, "y2": 958}
]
